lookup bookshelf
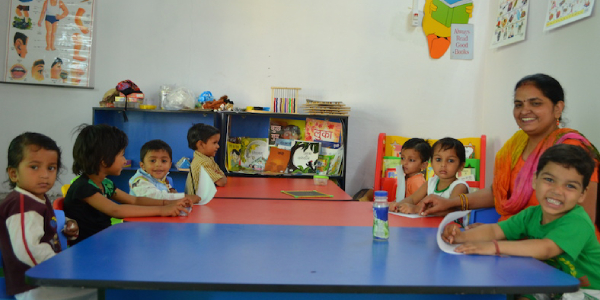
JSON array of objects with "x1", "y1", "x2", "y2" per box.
[{"x1": 218, "y1": 111, "x2": 349, "y2": 190}]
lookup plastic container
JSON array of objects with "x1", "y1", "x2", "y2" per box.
[
  {"x1": 373, "y1": 190, "x2": 389, "y2": 240},
  {"x1": 313, "y1": 175, "x2": 329, "y2": 185}
]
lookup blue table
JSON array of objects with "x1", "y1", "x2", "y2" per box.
[{"x1": 26, "y1": 222, "x2": 578, "y2": 299}]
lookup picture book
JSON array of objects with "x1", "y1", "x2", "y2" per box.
[
  {"x1": 324, "y1": 146, "x2": 344, "y2": 176},
  {"x1": 226, "y1": 137, "x2": 242, "y2": 172},
  {"x1": 305, "y1": 118, "x2": 342, "y2": 146},
  {"x1": 269, "y1": 118, "x2": 305, "y2": 145},
  {"x1": 264, "y1": 147, "x2": 291, "y2": 173},
  {"x1": 431, "y1": 0, "x2": 474, "y2": 28},
  {"x1": 287, "y1": 141, "x2": 320, "y2": 174},
  {"x1": 274, "y1": 138, "x2": 294, "y2": 150},
  {"x1": 240, "y1": 138, "x2": 269, "y2": 172},
  {"x1": 315, "y1": 154, "x2": 333, "y2": 175}
]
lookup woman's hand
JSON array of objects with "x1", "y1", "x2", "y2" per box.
[
  {"x1": 455, "y1": 241, "x2": 495, "y2": 255},
  {"x1": 419, "y1": 194, "x2": 454, "y2": 216},
  {"x1": 389, "y1": 201, "x2": 400, "y2": 212}
]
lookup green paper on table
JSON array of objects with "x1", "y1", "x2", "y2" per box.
[{"x1": 281, "y1": 190, "x2": 333, "y2": 198}]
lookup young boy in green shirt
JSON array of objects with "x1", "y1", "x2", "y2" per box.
[{"x1": 442, "y1": 144, "x2": 600, "y2": 300}]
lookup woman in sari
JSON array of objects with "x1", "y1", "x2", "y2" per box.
[{"x1": 421, "y1": 74, "x2": 600, "y2": 239}]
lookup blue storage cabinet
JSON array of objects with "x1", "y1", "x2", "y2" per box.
[{"x1": 93, "y1": 108, "x2": 219, "y2": 193}]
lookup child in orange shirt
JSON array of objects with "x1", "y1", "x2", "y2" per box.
[{"x1": 401, "y1": 138, "x2": 432, "y2": 198}]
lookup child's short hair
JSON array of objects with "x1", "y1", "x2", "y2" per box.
[
  {"x1": 537, "y1": 144, "x2": 595, "y2": 189},
  {"x1": 431, "y1": 137, "x2": 466, "y2": 165},
  {"x1": 140, "y1": 139, "x2": 173, "y2": 161},
  {"x1": 187, "y1": 123, "x2": 220, "y2": 150},
  {"x1": 402, "y1": 138, "x2": 432, "y2": 162},
  {"x1": 6, "y1": 132, "x2": 62, "y2": 188},
  {"x1": 72, "y1": 124, "x2": 128, "y2": 175}
]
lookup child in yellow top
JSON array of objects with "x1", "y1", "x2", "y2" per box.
[
  {"x1": 390, "y1": 137, "x2": 469, "y2": 214},
  {"x1": 185, "y1": 123, "x2": 227, "y2": 195}
]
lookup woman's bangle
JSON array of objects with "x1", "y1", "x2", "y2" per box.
[
  {"x1": 458, "y1": 194, "x2": 465, "y2": 211},
  {"x1": 464, "y1": 194, "x2": 469, "y2": 210},
  {"x1": 492, "y1": 239, "x2": 500, "y2": 256}
]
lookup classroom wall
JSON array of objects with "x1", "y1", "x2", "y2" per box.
[
  {"x1": 0, "y1": 0, "x2": 491, "y2": 196},
  {"x1": 6, "y1": 1, "x2": 598, "y2": 198},
  {"x1": 480, "y1": 2, "x2": 600, "y2": 188}
]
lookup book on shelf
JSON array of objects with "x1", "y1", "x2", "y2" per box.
[
  {"x1": 264, "y1": 147, "x2": 291, "y2": 173},
  {"x1": 286, "y1": 141, "x2": 320, "y2": 174},
  {"x1": 239, "y1": 137, "x2": 269, "y2": 172},
  {"x1": 269, "y1": 118, "x2": 305, "y2": 145},
  {"x1": 305, "y1": 118, "x2": 342, "y2": 147},
  {"x1": 226, "y1": 137, "x2": 242, "y2": 172}
]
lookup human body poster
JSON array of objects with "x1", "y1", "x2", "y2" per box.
[
  {"x1": 5, "y1": 0, "x2": 94, "y2": 87},
  {"x1": 490, "y1": 0, "x2": 529, "y2": 49},
  {"x1": 543, "y1": 0, "x2": 595, "y2": 31}
]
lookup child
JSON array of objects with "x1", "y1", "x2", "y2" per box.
[
  {"x1": 185, "y1": 123, "x2": 227, "y2": 194},
  {"x1": 129, "y1": 139, "x2": 201, "y2": 203},
  {"x1": 400, "y1": 138, "x2": 432, "y2": 198},
  {"x1": 64, "y1": 125, "x2": 192, "y2": 246},
  {"x1": 442, "y1": 144, "x2": 600, "y2": 299},
  {"x1": 0, "y1": 132, "x2": 97, "y2": 299},
  {"x1": 390, "y1": 137, "x2": 468, "y2": 214}
]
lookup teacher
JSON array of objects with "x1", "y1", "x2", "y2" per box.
[{"x1": 421, "y1": 74, "x2": 600, "y2": 238}]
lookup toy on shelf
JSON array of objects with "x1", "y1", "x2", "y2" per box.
[
  {"x1": 202, "y1": 95, "x2": 234, "y2": 111},
  {"x1": 271, "y1": 87, "x2": 300, "y2": 113}
]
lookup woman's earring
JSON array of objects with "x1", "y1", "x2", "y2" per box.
[{"x1": 556, "y1": 118, "x2": 560, "y2": 127}]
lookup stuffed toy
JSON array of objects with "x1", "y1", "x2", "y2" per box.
[{"x1": 202, "y1": 95, "x2": 234, "y2": 111}]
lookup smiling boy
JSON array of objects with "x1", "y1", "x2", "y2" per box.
[
  {"x1": 129, "y1": 140, "x2": 200, "y2": 203},
  {"x1": 442, "y1": 144, "x2": 600, "y2": 299}
]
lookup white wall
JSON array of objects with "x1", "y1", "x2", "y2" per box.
[
  {"x1": 13, "y1": 1, "x2": 599, "y2": 198},
  {"x1": 480, "y1": 1, "x2": 600, "y2": 186}
]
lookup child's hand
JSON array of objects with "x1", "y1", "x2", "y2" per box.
[
  {"x1": 168, "y1": 188, "x2": 177, "y2": 193},
  {"x1": 455, "y1": 242, "x2": 496, "y2": 255},
  {"x1": 160, "y1": 203, "x2": 190, "y2": 217},
  {"x1": 441, "y1": 223, "x2": 463, "y2": 244},
  {"x1": 398, "y1": 203, "x2": 419, "y2": 214},
  {"x1": 389, "y1": 202, "x2": 400, "y2": 212},
  {"x1": 185, "y1": 195, "x2": 202, "y2": 204},
  {"x1": 63, "y1": 220, "x2": 79, "y2": 237}
]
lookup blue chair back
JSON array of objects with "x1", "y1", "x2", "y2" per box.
[{"x1": 54, "y1": 210, "x2": 68, "y2": 250}]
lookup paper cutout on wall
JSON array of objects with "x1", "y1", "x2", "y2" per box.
[{"x1": 422, "y1": 0, "x2": 473, "y2": 59}]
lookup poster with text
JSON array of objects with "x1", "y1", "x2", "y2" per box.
[
  {"x1": 5, "y1": 0, "x2": 94, "y2": 87},
  {"x1": 543, "y1": 0, "x2": 595, "y2": 31},
  {"x1": 490, "y1": 0, "x2": 529, "y2": 49}
]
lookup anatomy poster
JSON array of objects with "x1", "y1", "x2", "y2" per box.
[
  {"x1": 490, "y1": 0, "x2": 529, "y2": 49},
  {"x1": 543, "y1": 0, "x2": 595, "y2": 31},
  {"x1": 5, "y1": 0, "x2": 94, "y2": 87}
]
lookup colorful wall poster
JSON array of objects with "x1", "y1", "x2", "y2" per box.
[
  {"x1": 543, "y1": 0, "x2": 595, "y2": 31},
  {"x1": 5, "y1": 0, "x2": 94, "y2": 87},
  {"x1": 490, "y1": 0, "x2": 529, "y2": 49},
  {"x1": 422, "y1": 0, "x2": 474, "y2": 59}
]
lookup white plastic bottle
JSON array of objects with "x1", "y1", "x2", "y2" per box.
[{"x1": 373, "y1": 190, "x2": 389, "y2": 240}]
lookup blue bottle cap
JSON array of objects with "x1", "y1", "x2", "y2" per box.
[{"x1": 374, "y1": 190, "x2": 388, "y2": 197}]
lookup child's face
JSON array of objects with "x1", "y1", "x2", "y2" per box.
[
  {"x1": 533, "y1": 161, "x2": 586, "y2": 223},
  {"x1": 197, "y1": 134, "x2": 220, "y2": 157},
  {"x1": 8, "y1": 146, "x2": 58, "y2": 199},
  {"x1": 400, "y1": 148, "x2": 426, "y2": 177},
  {"x1": 104, "y1": 149, "x2": 127, "y2": 176},
  {"x1": 140, "y1": 149, "x2": 172, "y2": 180},
  {"x1": 431, "y1": 146, "x2": 464, "y2": 180}
]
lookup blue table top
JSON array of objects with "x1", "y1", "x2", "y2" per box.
[{"x1": 26, "y1": 222, "x2": 579, "y2": 295}]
